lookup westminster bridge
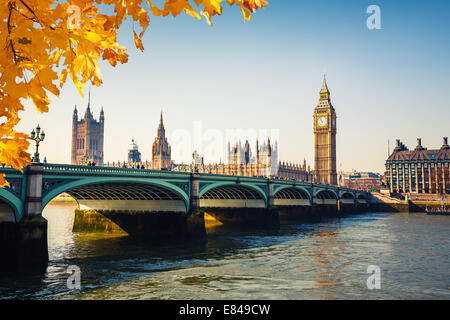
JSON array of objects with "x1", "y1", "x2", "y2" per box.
[{"x1": 0, "y1": 163, "x2": 368, "y2": 269}]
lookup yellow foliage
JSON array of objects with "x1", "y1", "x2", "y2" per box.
[{"x1": 0, "y1": 0, "x2": 267, "y2": 187}]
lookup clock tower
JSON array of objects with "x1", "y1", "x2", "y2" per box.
[{"x1": 313, "y1": 73, "x2": 337, "y2": 185}]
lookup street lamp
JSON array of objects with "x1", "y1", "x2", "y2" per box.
[
  {"x1": 30, "y1": 124, "x2": 45, "y2": 163},
  {"x1": 80, "y1": 156, "x2": 88, "y2": 166},
  {"x1": 192, "y1": 152, "x2": 197, "y2": 173}
]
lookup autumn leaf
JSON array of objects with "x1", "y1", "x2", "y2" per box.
[{"x1": 134, "y1": 31, "x2": 145, "y2": 51}]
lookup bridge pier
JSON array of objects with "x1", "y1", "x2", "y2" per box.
[
  {"x1": 267, "y1": 180, "x2": 274, "y2": 207},
  {"x1": 0, "y1": 164, "x2": 48, "y2": 271}
]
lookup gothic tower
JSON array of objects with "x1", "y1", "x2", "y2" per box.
[
  {"x1": 71, "y1": 93, "x2": 104, "y2": 165},
  {"x1": 313, "y1": 73, "x2": 337, "y2": 185},
  {"x1": 152, "y1": 112, "x2": 172, "y2": 170}
]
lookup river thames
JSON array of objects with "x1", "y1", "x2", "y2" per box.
[{"x1": 0, "y1": 202, "x2": 448, "y2": 300}]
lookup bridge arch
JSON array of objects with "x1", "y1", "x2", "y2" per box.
[
  {"x1": 314, "y1": 189, "x2": 338, "y2": 205},
  {"x1": 356, "y1": 193, "x2": 367, "y2": 203},
  {"x1": 340, "y1": 192, "x2": 355, "y2": 199},
  {"x1": 42, "y1": 177, "x2": 190, "y2": 212},
  {"x1": 273, "y1": 186, "x2": 312, "y2": 206},
  {"x1": 340, "y1": 191, "x2": 356, "y2": 204},
  {"x1": 199, "y1": 182, "x2": 268, "y2": 208},
  {"x1": 0, "y1": 188, "x2": 21, "y2": 222}
]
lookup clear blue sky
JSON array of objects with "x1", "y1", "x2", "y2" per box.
[{"x1": 18, "y1": 0, "x2": 450, "y2": 173}]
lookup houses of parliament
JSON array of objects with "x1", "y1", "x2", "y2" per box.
[{"x1": 71, "y1": 74, "x2": 338, "y2": 185}]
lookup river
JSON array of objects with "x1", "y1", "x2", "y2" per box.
[{"x1": 0, "y1": 202, "x2": 449, "y2": 300}]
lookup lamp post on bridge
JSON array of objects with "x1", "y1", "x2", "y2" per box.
[{"x1": 30, "y1": 124, "x2": 45, "y2": 163}]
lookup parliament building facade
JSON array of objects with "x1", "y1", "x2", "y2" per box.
[{"x1": 71, "y1": 100, "x2": 104, "y2": 166}]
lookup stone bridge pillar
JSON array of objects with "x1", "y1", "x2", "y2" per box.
[
  {"x1": 0, "y1": 164, "x2": 48, "y2": 271},
  {"x1": 186, "y1": 173, "x2": 206, "y2": 238},
  {"x1": 24, "y1": 164, "x2": 44, "y2": 217},
  {"x1": 267, "y1": 180, "x2": 274, "y2": 208},
  {"x1": 190, "y1": 173, "x2": 200, "y2": 212}
]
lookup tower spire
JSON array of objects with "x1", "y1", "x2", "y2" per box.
[
  {"x1": 157, "y1": 110, "x2": 165, "y2": 139},
  {"x1": 320, "y1": 72, "x2": 329, "y2": 94},
  {"x1": 85, "y1": 87, "x2": 92, "y2": 118}
]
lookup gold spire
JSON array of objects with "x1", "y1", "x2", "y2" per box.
[
  {"x1": 319, "y1": 72, "x2": 330, "y2": 101},
  {"x1": 320, "y1": 72, "x2": 329, "y2": 94}
]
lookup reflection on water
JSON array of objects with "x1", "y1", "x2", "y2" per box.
[{"x1": 0, "y1": 202, "x2": 449, "y2": 300}]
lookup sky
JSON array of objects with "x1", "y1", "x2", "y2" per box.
[{"x1": 17, "y1": 0, "x2": 450, "y2": 173}]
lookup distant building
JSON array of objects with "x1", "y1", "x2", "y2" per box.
[
  {"x1": 152, "y1": 112, "x2": 172, "y2": 170},
  {"x1": 340, "y1": 171, "x2": 382, "y2": 192},
  {"x1": 128, "y1": 138, "x2": 141, "y2": 163},
  {"x1": 174, "y1": 138, "x2": 312, "y2": 181},
  {"x1": 71, "y1": 95, "x2": 104, "y2": 165},
  {"x1": 192, "y1": 150, "x2": 204, "y2": 165},
  {"x1": 226, "y1": 138, "x2": 279, "y2": 177},
  {"x1": 385, "y1": 138, "x2": 450, "y2": 194}
]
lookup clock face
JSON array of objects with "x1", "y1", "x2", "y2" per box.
[{"x1": 317, "y1": 116, "x2": 327, "y2": 127}]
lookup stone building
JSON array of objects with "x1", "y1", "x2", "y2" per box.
[
  {"x1": 226, "y1": 138, "x2": 278, "y2": 177},
  {"x1": 174, "y1": 138, "x2": 312, "y2": 181},
  {"x1": 340, "y1": 171, "x2": 382, "y2": 192},
  {"x1": 71, "y1": 97, "x2": 104, "y2": 165},
  {"x1": 151, "y1": 112, "x2": 172, "y2": 170},
  {"x1": 313, "y1": 73, "x2": 337, "y2": 185},
  {"x1": 385, "y1": 138, "x2": 450, "y2": 194}
]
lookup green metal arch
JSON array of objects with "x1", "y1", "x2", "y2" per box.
[
  {"x1": 340, "y1": 191, "x2": 355, "y2": 199},
  {"x1": 199, "y1": 181, "x2": 268, "y2": 206},
  {"x1": 273, "y1": 185, "x2": 313, "y2": 203},
  {"x1": 315, "y1": 188, "x2": 339, "y2": 200},
  {"x1": 0, "y1": 188, "x2": 22, "y2": 222},
  {"x1": 356, "y1": 193, "x2": 367, "y2": 200},
  {"x1": 41, "y1": 177, "x2": 190, "y2": 211}
]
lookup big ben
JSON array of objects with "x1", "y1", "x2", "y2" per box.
[{"x1": 313, "y1": 73, "x2": 337, "y2": 185}]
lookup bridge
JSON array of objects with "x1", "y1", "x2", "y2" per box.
[{"x1": 0, "y1": 163, "x2": 368, "y2": 270}]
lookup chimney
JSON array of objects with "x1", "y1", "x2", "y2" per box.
[{"x1": 442, "y1": 137, "x2": 449, "y2": 149}]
